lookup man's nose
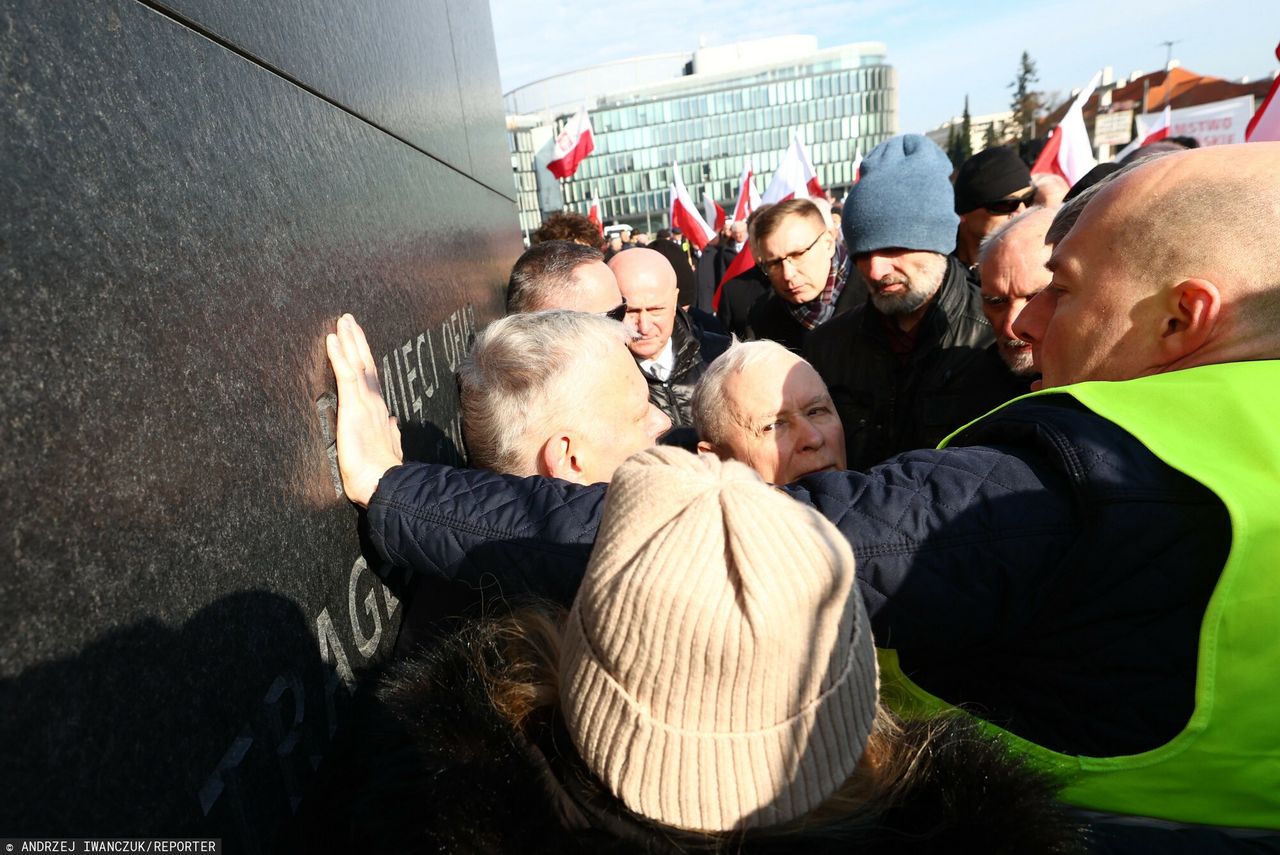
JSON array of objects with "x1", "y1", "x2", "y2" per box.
[
  {"x1": 646, "y1": 404, "x2": 672, "y2": 439},
  {"x1": 864, "y1": 253, "x2": 895, "y2": 281},
  {"x1": 1013, "y1": 290, "x2": 1051, "y2": 345},
  {"x1": 797, "y1": 416, "x2": 824, "y2": 450}
]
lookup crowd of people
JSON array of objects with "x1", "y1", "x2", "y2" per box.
[{"x1": 304, "y1": 136, "x2": 1280, "y2": 852}]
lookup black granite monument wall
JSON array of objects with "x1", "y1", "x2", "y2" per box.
[{"x1": 0, "y1": 0, "x2": 520, "y2": 848}]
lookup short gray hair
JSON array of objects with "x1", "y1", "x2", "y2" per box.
[
  {"x1": 506, "y1": 241, "x2": 606, "y2": 314},
  {"x1": 692, "y1": 340, "x2": 796, "y2": 446},
  {"x1": 460, "y1": 310, "x2": 629, "y2": 474},
  {"x1": 977, "y1": 204, "x2": 1053, "y2": 265}
]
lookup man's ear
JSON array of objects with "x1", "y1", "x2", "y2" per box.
[
  {"x1": 1159, "y1": 278, "x2": 1221, "y2": 362},
  {"x1": 538, "y1": 432, "x2": 589, "y2": 485},
  {"x1": 696, "y1": 439, "x2": 732, "y2": 461}
]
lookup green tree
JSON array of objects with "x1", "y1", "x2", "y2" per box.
[
  {"x1": 948, "y1": 96, "x2": 973, "y2": 168},
  {"x1": 1009, "y1": 51, "x2": 1043, "y2": 142},
  {"x1": 983, "y1": 121, "x2": 999, "y2": 150}
]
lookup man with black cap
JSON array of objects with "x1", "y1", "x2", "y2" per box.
[
  {"x1": 953, "y1": 146, "x2": 1035, "y2": 271},
  {"x1": 804, "y1": 134, "x2": 1025, "y2": 470}
]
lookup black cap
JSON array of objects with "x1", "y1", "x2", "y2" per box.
[{"x1": 954, "y1": 146, "x2": 1033, "y2": 214}]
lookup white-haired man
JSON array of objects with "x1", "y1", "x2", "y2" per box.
[
  {"x1": 692, "y1": 340, "x2": 844, "y2": 485},
  {"x1": 976, "y1": 205, "x2": 1057, "y2": 379},
  {"x1": 328, "y1": 311, "x2": 669, "y2": 500}
]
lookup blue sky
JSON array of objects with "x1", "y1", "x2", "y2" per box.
[{"x1": 489, "y1": 0, "x2": 1280, "y2": 133}]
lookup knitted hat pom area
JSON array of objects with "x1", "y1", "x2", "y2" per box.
[{"x1": 559, "y1": 446, "x2": 879, "y2": 833}]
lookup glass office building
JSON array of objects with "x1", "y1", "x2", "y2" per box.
[{"x1": 505, "y1": 37, "x2": 898, "y2": 233}]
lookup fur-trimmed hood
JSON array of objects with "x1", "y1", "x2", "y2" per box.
[{"x1": 297, "y1": 625, "x2": 1086, "y2": 854}]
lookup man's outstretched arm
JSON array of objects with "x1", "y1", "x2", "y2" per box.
[{"x1": 325, "y1": 313, "x2": 606, "y2": 602}]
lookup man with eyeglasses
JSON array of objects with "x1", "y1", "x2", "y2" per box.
[
  {"x1": 744, "y1": 198, "x2": 865, "y2": 352},
  {"x1": 805, "y1": 134, "x2": 1024, "y2": 471},
  {"x1": 952, "y1": 146, "x2": 1035, "y2": 271}
]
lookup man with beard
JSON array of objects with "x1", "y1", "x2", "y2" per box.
[
  {"x1": 977, "y1": 206, "x2": 1056, "y2": 381},
  {"x1": 805, "y1": 135, "x2": 1025, "y2": 470}
]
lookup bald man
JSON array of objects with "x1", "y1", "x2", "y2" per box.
[
  {"x1": 330, "y1": 144, "x2": 1280, "y2": 843},
  {"x1": 976, "y1": 205, "x2": 1057, "y2": 379},
  {"x1": 608, "y1": 247, "x2": 729, "y2": 427}
]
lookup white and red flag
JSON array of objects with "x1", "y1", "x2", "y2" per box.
[
  {"x1": 850, "y1": 149, "x2": 864, "y2": 184},
  {"x1": 1031, "y1": 71, "x2": 1102, "y2": 186},
  {"x1": 669, "y1": 163, "x2": 716, "y2": 250},
  {"x1": 762, "y1": 134, "x2": 824, "y2": 203},
  {"x1": 1246, "y1": 41, "x2": 1280, "y2": 142},
  {"x1": 1113, "y1": 105, "x2": 1172, "y2": 161},
  {"x1": 546, "y1": 108, "x2": 595, "y2": 179},
  {"x1": 702, "y1": 190, "x2": 727, "y2": 231},
  {"x1": 731, "y1": 162, "x2": 762, "y2": 222},
  {"x1": 587, "y1": 191, "x2": 603, "y2": 235}
]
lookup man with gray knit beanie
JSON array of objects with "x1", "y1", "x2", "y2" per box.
[{"x1": 805, "y1": 134, "x2": 1027, "y2": 470}]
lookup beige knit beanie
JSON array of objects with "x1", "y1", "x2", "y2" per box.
[{"x1": 560, "y1": 446, "x2": 878, "y2": 833}]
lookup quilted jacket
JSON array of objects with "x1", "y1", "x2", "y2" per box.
[{"x1": 367, "y1": 395, "x2": 1229, "y2": 761}]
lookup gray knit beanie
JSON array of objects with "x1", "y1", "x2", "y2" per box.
[
  {"x1": 842, "y1": 133, "x2": 959, "y2": 255},
  {"x1": 560, "y1": 446, "x2": 879, "y2": 833}
]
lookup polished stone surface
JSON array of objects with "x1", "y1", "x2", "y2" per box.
[
  {"x1": 156, "y1": 0, "x2": 515, "y2": 196},
  {"x1": 0, "y1": 0, "x2": 519, "y2": 845}
]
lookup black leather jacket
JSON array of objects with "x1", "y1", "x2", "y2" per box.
[
  {"x1": 804, "y1": 256, "x2": 1028, "y2": 470},
  {"x1": 641, "y1": 308, "x2": 729, "y2": 428}
]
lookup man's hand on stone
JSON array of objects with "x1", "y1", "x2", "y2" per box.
[{"x1": 326, "y1": 313, "x2": 403, "y2": 508}]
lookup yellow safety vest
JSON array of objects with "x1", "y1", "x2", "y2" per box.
[{"x1": 880, "y1": 362, "x2": 1280, "y2": 829}]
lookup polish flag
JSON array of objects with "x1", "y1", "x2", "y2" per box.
[
  {"x1": 1113, "y1": 105, "x2": 1172, "y2": 162},
  {"x1": 1246, "y1": 42, "x2": 1280, "y2": 142},
  {"x1": 587, "y1": 191, "x2": 603, "y2": 235},
  {"x1": 850, "y1": 149, "x2": 864, "y2": 184},
  {"x1": 669, "y1": 163, "x2": 716, "y2": 250},
  {"x1": 546, "y1": 109, "x2": 595, "y2": 179},
  {"x1": 762, "y1": 134, "x2": 824, "y2": 203},
  {"x1": 702, "y1": 190, "x2": 727, "y2": 231},
  {"x1": 1031, "y1": 71, "x2": 1102, "y2": 186},
  {"x1": 731, "y1": 162, "x2": 762, "y2": 222}
]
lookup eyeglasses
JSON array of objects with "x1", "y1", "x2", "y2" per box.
[
  {"x1": 602, "y1": 297, "x2": 628, "y2": 322},
  {"x1": 759, "y1": 231, "x2": 827, "y2": 276},
  {"x1": 982, "y1": 190, "x2": 1035, "y2": 216}
]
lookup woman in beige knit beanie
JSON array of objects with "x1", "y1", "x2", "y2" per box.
[{"x1": 330, "y1": 448, "x2": 1081, "y2": 852}]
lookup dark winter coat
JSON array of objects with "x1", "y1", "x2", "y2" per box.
[
  {"x1": 714, "y1": 265, "x2": 771, "y2": 340},
  {"x1": 804, "y1": 255, "x2": 1027, "y2": 470},
  {"x1": 298, "y1": 621, "x2": 1084, "y2": 854},
  {"x1": 642, "y1": 308, "x2": 730, "y2": 428},
  {"x1": 695, "y1": 241, "x2": 739, "y2": 313},
  {"x1": 747, "y1": 269, "x2": 866, "y2": 353},
  {"x1": 366, "y1": 396, "x2": 1228, "y2": 761}
]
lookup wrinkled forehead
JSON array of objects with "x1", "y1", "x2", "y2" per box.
[{"x1": 724, "y1": 353, "x2": 823, "y2": 423}]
